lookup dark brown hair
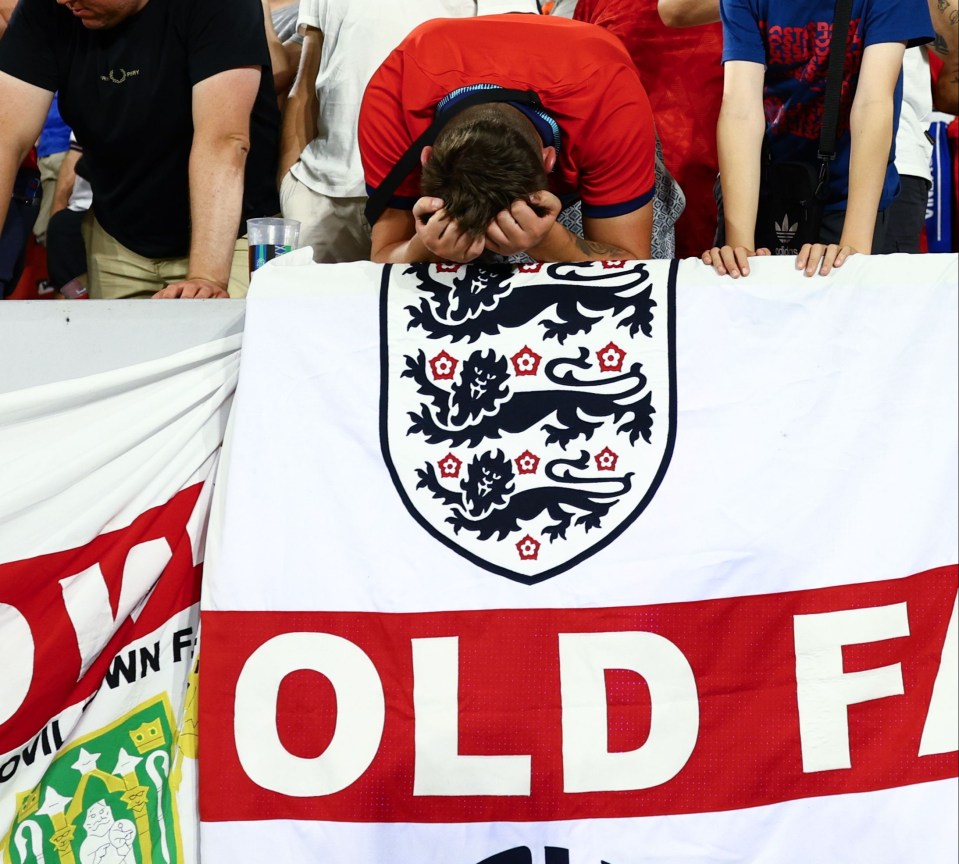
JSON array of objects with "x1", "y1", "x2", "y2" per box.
[{"x1": 420, "y1": 104, "x2": 548, "y2": 240}]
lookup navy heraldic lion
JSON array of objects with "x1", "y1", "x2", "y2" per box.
[
  {"x1": 404, "y1": 262, "x2": 656, "y2": 344},
  {"x1": 417, "y1": 449, "x2": 634, "y2": 542},
  {"x1": 403, "y1": 347, "x2": 654, "y2": 449}
]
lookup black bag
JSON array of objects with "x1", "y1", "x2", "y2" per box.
[
  {"x1": 753, "y1": 0, "x2": 851, "y2": 255},
  {"x1": 755, "y1": 154, "x2": 828, "y2": 255},
  {"x1": 11, "y1": 164, "x2": 41, "y2": 205}
]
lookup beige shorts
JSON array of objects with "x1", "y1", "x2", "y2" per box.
[
  {"x1": 85, "y1": 216, "x2": 250, "y2": 299},
  {"x1": 34, "y1": 150, "x2": 67, "y2": 246},
  {"x1": 279, "y1": 170, "x2": 371, "y2": 263}
]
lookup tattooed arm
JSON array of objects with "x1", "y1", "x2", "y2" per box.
[
  {"x1": 520, "y1": 202, "x2": 653, "y2": 262},
  {"x1": 929, "y1": 0, "x2": 959, "y2": 113},
  {"x1": 580, "y1": 205, "x2": 653, "y2": 260},
  {"x1": 481, "y1": 190, "x2": 652, "y2": 262}
]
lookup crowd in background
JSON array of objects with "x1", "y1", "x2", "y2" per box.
[{"x1": 0, "y1": 0, "x2": 956, "y2": 300}]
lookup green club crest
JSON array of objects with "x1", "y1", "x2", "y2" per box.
[{"x1": 2, "y1": 695, "x2": 188, "y2": 864}]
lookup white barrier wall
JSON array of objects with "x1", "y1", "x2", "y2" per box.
[{"x1": 0, "y1": 299, "x2": 246, "y2": 394}]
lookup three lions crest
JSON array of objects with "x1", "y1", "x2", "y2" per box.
[{"x1": 381, "y1": 260, "x2": 676, "y2": 584}]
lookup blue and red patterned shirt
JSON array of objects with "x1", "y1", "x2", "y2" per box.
[{"x1": 721, "y1": 0, "x2": 933, "y2": 210}]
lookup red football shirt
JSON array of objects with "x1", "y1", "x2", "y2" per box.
[{"x1": 359, "y1": 14, "x2": 656, "y2": 222}]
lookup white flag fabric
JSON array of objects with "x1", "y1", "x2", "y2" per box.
[
  {"x1": 200, "y1": 254, "x2": 958, "y2": 864},
  {"x1": 0, "y1": 335, "x2": 240, "y2": 864}
]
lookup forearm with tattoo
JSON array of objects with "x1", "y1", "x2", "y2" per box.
[
  {"x1": 930, "y1": 0, "x2": 959, "y2": 112},
  {"x1": 932, "y1": 0, "x2": 959, "y2": 56},
  {"x1": 936, "y1": 0, "x2": 959, "y2": 28},
  {"x1": 573, "y1": 234, "x2": 631, "y2": 258}
]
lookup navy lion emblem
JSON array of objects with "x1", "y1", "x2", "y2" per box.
[
  {"x1": 381, "y1": 259, "x2": 677, "y2": 584},
  {"x1": 417, "y1": 449, "x2": 634, "y2": 542}
]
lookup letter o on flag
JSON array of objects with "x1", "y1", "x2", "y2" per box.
[
  {"x1": 0, "y1": 603, "x2": 34, "y2": 726},
  {"x1": 234, "y1": 632, "x2": 386, "y2": 796}
]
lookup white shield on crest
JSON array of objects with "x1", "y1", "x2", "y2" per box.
[{"x1": 380, "y1": 259, "x2": 676, "y2": 585}]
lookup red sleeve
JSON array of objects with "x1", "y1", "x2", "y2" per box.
[
  {"x1": 358, "y1": 50, "x2": 422, "y2": 211},
  {"x1": 576, "y1": 63, "x2": 657, "y2": 217}
]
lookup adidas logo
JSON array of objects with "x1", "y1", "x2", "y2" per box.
[{"x1": 775, "y1": 215, "x2": 799, "y2": 244}]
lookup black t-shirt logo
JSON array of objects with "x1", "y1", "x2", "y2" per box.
[{"x1": 101, "y1": 68, "x2": 141, "y2": 85}]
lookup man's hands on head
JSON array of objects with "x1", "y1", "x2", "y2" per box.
[
  {"x1": 412, "y1": 190, "x2": 561, "y2": 263},
  {"x1": 153, "y1": 277, "x2": 230, "y2": 299},
  {"x1": 413, "y1": 197, "x2": 486, "y2": 263},
  {"x1": 484, "y1": 190, "x2": 561, "y2": 257},
  {"x1": 389, "y1": 192, "x2": 640, "y2": 264}
]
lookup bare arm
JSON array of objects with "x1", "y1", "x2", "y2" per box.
[
  {"x1": 793, "y1": 41, "x2": 905, "y2": 276},
  {"x1": 482, "y1": 189, "x2": 651, "y2": 261},
  {"x1": 277, "y1": 25, "x2": 322, "y2": 184},
  {"x1": 0, "y1": 0, "x2": 16, "y2": 37},
  {"x1": 579, "y1": 205, "x2": 652, "y2": 260},
  {"x1": 658, "y1": 0, "x2": 719, "y2": 28},
  {"x1": 0, "y1": 71, "x2": 53, "y2": 230},
  {"x1": 929, "y1": 0, "x2": 959, "y2": 113},
  {"x1": 373, "y1": 191, "x2": 652, "y2": 264},
  {"x1": 498, "y1": 208, "x2": 651, "y2": 262},
  {"x1": 840, "y1": 41, "x2": 905, "y2": 252},
  {"x1": 935, "y1": 51, "x2": 959, "y2": 112},
  {"x1": 260, "y1": 0, "x2": 295, "y2": 101},
  {"x1": 370, "y1": 203, "x2": 463, "y2": 264},
  {"x1": 154, "y1": 67, "x2": 260, "y2": 299},
  {"x1": 51, "y1": 147, "x2": 81, "y2": 216},
  {"x1": 703, "y1": 59, "x2": 766, "y2": 276},
  {"x1": 717, "y1": 61, "x2": 766, "y2": 250}
]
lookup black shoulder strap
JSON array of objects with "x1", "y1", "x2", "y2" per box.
[
  {"x1": 819, "y1": 0, "x2": 854, "y2": 161},
  {"x1": 364, "y1": 88, "x2": 545, "y2": 227}
]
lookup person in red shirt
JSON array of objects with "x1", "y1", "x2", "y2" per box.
[
  {"x1": 574, "y1": 0, "x2": 724, "y2": 260},
  {"x1": 358, "y1": 13, "x2": 658, "y2": 263}
]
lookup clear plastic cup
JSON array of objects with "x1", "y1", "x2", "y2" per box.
[{"x1": 247, "y1": 217, "x2": 301, "y2": 274}]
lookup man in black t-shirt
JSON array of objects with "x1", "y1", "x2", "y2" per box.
[{"x1": 0, "y1": 0, "x2": 280, "y2": 299}]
